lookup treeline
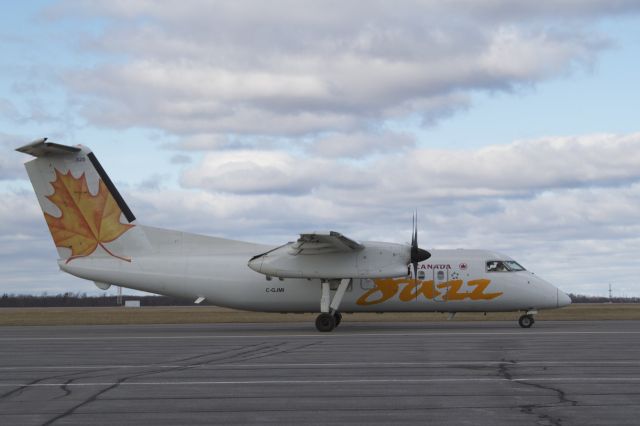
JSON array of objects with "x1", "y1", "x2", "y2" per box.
[
  {"x1": 0, "y1": 293, "x2": 193, "y2": 308},
  {"x1": 568, "y1": 293, "x2": 640, "y2": 304},
  {"x1": 1, "y1": 292, "x2": 639, "y2": 308}
]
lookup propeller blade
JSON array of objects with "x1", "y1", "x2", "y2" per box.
[
  {"x1": 412, "y1": 212, "x2": 417, "y2": 248},
  {"x1": 411, "y1": 212, "x2": 417, "y2": 284},
  {"x1": 409, "y1": 212, "x2": 431, "y2": 284}
]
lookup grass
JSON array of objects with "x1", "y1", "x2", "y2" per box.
[{"x1": 0, "y1": 303, "x2": 638, "y2": 326}]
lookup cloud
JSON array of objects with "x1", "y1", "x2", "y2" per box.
[
  {"x1": 0, "y1": 190, "x2": 44, "y2": 239},
  {"x1": 181, "y1": 150, "x2": 368, "y2": 195},
  {"x1": 136, "y1": 173, "x2": 171, "y2": 191},
  {"x1": 4, "y1": 132, "x2": 640, "y2": 296},
  {"x1": 0, "y1": 133, "x2": 32, "y2": 181},
  {"x1": 171, "y1": 134, "x2": 233, "y2": 151},
  {"x1": 0, "y1": 190, "x2": 72, "y2": 295},
  {"x1": 310, "y1": 131, "x2": 415, "y2": 158},
  {"x1": 46, "y1": 1, "x2": 631, "y2": 138},
  {"x1": 0, "y1": 98, "x2": 21, "y2": 121},
  {"x1": 181, "y1": 132, "x2": 640, "y2": 199},
  {"x1": 3, "y1": 1, "x2": 640, "y2": 297},
  {"x1": 131, "y1": 132, "x2": 640, "y2": 295},
  {"x1": 400, "y1": 133, "x2": 640, "y2": 195},
  {"x1": 160, "y1": 131, "x2": 640, "y2": 297},
  {"x1": 169, "y1": 154, "x2": 191, "y2": 165},
  {"x1": 169, "y1": 133, "x2": 259, "y2": 151}
]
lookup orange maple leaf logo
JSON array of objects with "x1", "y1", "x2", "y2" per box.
[{"x1": 44, "y1": 169, "x2": 134, "y2": 263}]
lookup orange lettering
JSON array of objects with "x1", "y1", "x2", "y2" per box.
[
  {"x1": 355, "y1": 277, "x2": 501, "y2": 306},
  {"x1": 418, "y1": 280, "x2": 440, "y2": 299},
  {"x1": 399, "y1": 281, "x2": 418, "y2": 301},
  {"x1": 397, "y1": 279, "x2": 441, "y2": 301},
  {"x1": 356, "y1": 278, "x2": 400, "y2": 306},
  {"x1": 468, "y1": 279, "x2": 503, "y2": 300},
  {"x1": 437, "y1": 279, "x2": 468, "y2": 301}
]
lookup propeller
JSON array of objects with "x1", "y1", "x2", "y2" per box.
[{"x1": 410, "y1": 212, "x2": 431, "y2": 283}]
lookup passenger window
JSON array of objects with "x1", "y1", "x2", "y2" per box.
[
  {"x1": 360, "y1": 279, "x2": 375, "y2": 289},
  {"x1": 417, "y1": 270, "x2": 426, "y2": 280},
  {"x1": 437, "y1": 271, "x2": 445, "y2": 280}
]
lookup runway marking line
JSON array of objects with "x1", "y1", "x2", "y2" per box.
[
  {"x1": 1, "y1": 377, "x2": 640, "y2": 387},
  {"x1": 2, "y1": 330, "x2": 640, "y2": 341},
  {"x1": 1, "y1": 360, "x2": 640, "y2": 371}
]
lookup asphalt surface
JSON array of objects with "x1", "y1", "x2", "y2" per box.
[{"x1": 1, "y1": 320, "x2": 639, "y2": 425}]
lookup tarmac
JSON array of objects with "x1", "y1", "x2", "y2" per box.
[{"x1": 1, "y1": 320, "x2": 639, "y2": 425}]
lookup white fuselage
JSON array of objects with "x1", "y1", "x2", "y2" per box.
[
  {"x1": 17, "y1": 138, "x2": 571, "y2": 329},
  {"x1": 59, "y1": 225, "x2": 569, "y2": 313}
]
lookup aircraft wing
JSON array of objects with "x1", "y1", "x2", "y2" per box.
[
  {"x1": 290, "y1": 231, "x2": 364, "y2": 255},
  {"x1": 248, "y1": 231, "x2": 409, "y2": 279}
]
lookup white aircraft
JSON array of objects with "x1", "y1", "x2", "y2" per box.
[{"x1": 17, "y1": 138, "x2": 571, "y2": 332}]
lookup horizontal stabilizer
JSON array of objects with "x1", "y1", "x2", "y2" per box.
[{"x1": 16, "y1": 138, "x2": 80, "y2": 157}]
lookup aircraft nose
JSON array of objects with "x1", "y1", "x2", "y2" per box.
[{"x1": 557, "y1": 289, "x2": 572, "y2": 307}]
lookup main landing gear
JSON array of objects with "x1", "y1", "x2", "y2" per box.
[
  {"x1": 315, "y1": 279, "x2": 350, "y2": 332},
  {"x1": 334, "y1": 311, "x2": 342, "y2": 326},
  {"x1": 518, "y1": 313, "x2": 535, "y2": 328},
  {"x1": 315, "y1": 312, "x2": 342, "y2": 332}
]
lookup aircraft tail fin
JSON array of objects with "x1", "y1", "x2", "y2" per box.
[{"x1": 17, "y1": 138, "x2": 148, "y2": 263}]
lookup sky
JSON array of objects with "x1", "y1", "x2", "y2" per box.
[{"x1": 1, "y1": 0, "x2": 640, "y2": 297}]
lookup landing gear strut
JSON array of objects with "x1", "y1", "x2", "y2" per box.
[
  {"x1": 315, "y1": 278, "x2": 350, "y2": 332},
  {"x1": 518, "y1": 314, "x2": 535, "y2": 328}
]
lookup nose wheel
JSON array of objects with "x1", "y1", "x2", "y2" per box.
[{"x1": 518, "y1": 314, "x2": 535, "y2": 328}]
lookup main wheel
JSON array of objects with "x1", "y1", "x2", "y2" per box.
[
  {"x1": 333, "y1": 312, "x2": 342, "y2": 327},
  {"x1": 518, "y1": 314, "x2": 535, "y2": 328},
  {"x1": 315, "y1": 313, "x2": 336, "y2": 332}
]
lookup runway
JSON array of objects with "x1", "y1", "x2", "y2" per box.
[{"x1": 1, "y1": 321, "x2": 639, "y2": 425}]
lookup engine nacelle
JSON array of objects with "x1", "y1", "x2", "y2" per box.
[{"x1": 248, "y1": 241, "x2": 410, "y2": 279}]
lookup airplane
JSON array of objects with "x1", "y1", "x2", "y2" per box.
[{"x1": 16, "y1": 138, "x2": 571, "y2": 332}]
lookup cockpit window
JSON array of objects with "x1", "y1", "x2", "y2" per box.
[
  {"x1": 504, "y1": 261, "x2": 526, "y2": 271},
  {"x1": 486, "y1": 260, "x2": 526, "y2": 272},
  {"x1": 486, "y1": 261, "x2": 507, "y2": 272}
]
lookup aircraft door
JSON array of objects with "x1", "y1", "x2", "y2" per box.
[
  {"x1": 414, "y1": 269, "x2": 427, "y2": 302},
  {"x1": 433, "y1": 269, "x2": 448, "y2": 302}
]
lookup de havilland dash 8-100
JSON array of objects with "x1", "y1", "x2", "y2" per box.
[{"x1": 16, "y1": 138, "x2": 571, "y2": 332}]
